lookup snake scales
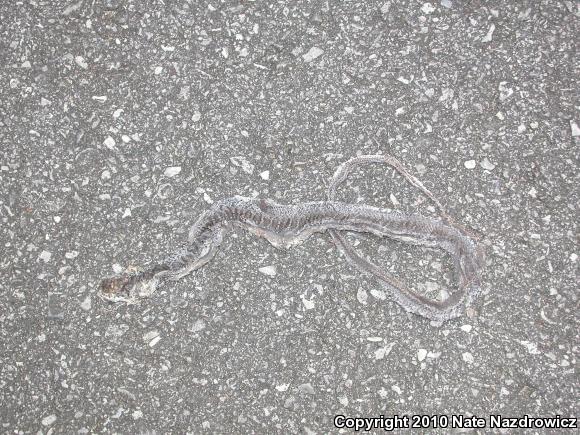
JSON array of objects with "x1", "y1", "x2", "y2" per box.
[{"x1": 99, "y1": 155, "x2": 485, "y2": 321}]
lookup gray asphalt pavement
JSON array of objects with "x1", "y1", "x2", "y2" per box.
[{"x1": 1, "y1": 0, "x2": 578, "y2": 433}]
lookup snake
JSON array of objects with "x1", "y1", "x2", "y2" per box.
[{"x1": 99, "y1": 155, "x2": 485, "y2": 321}]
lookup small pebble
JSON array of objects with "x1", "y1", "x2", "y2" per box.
[
  {"x1": 42, "y1": 415, "x2": 57, "y2": 426},
  {"x1": 464, "y1": 160, "x2": 476, "y2": 169},
  {"x1": 65, "y1": 251, "x2": 79, "y2": 259},
  {"x1": 103, "y1": 136, "x2": 116, "y2": 149},
  {"x1": 39, "y1": 250, "x2": 52, "y2": 262},
  {"x1": 302, "y1": 47, "x2": 324, "y2": 62},
  {"x1": 75, "y1": 56, "x2": 88, "y2": 69},
  {"x1": 421, "y1": 3, "x2": 435, "y2": 14},
  {"x1": 298, "y1": 383, "x2": 315, "y2": 395},
  {"x1": 462, "y1": 352, "x2": 474, "y2": 363},
  {"x1": 356, "y1": 287, "x2": 368, "y2": 305},
  {"x1": 258, "y1": 265, "x2": 277, "y2": 277},
  {"x1": 164, "y1": 166, "x2": 181, "y2": 177},
  {"x1": 275, "y1": 383, "x2": 289, "y2": 392},
  {"x1": 80, "y1": 296, "x2": 92, "y2": 311},
  {"x1": 480, "y1": 158, "x2": 495, "y2": 170}
]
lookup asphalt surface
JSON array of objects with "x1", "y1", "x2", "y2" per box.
[{"x1": 1, "y1": 0, "x2": 578, "y2": 433}]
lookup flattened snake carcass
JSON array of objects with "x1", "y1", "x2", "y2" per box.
[{"x1": 99, "y1": 155, "x2": 485, "y2": 321}]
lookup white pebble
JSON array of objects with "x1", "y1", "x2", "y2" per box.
[
  {"x1": 103, "y1": 136, "x2": 116, "y2": 149},
  {"x1": 65, "y1": 251, "x2": 79, "y2": 259},
  {"x1": 417, "y1": 348, "x2": 428, "y2": 362},
  {"x1": 39, "y1": 250, "x2": 52, "y2": 262},
  {"x1": 75, "y1": 55, "x2": 88, "y2": 69},
  {"x1": 42, "y1": 415, "x2": 57, "y2": 426},
  {"x1": 164, "y1": 166, "x2": 181, "y2": 177},
  {"x1": 375, "y1": 343, "x2": 394, "y2": 360},
  {"x1": 460, "y1": 324, "x2": 472, "y2": 332},
  {"x1": 421, "y1": 2, "x2": 435, "y2": 14},
  {"x1": 154, "y1": 66, "x2": 163, "y2": 75},
  {"x1": 570, "y1": 253, "x2": 578, "y2": 263},
  {"x1": 482, "y1": 24, "x2": 495, "y2": 42},
  {"x1": 143, "y1": 330, "x2": 159, "y2": 343},
  {"x1": 370, "y1": 289, "x2": 386, "y2": 300},
  {"x1": 298, "y1": 383, "x2": 315, "y2": 394},
  {"x1": 101, "y1": 170, "x2": 111, "y2": 180},
  {"x1": 462, "y1": 352, "x2": 474, "y2": 363},
  {"x1": 301, "y1": 295, "x2": 315, "y2": 310},
  {"x1": 132, "y1": 410, "x2": 143, "y2": 420},
  {"x1": 113, "y1": 108, "x2": 123, "y2": 118},
  {"x1": 192, "y1": 111, "x2": 201, "y2": 122},
  {"x1": 480, "y1": 158, "x2": 495, "y2": 170},
  {"x1": 415, "y1": 163, "x2": 426, "y2": 175},
  {"x1": 259, "y1": 170, "x2": 270, "y2": 180},
  {"x1": 302, "y1": 46, "x2": 324, "y2": 62},
  {"x1": 570, "y1": 120, "x2": 580, "y2": 137},
  {"x1": 518, "y1": 340, "x2": 540, "y2": 355},
  {"x1": 203, "y1": 192, "x2": 213, "y2": 204},
  {"x1": 275, "y1": 383, "x2": 289, "y2": 392},
  {"x1": 464, "y1": 160, "x2": 476, "y2": 169},
  {"x1": 498, "y1": 82, "x2": 513, "y2": 101},
  {"x1": 22, "y1": 60, "x2": 31, "y2": 68},
  {"x1": 356, "y1": 287, "x2": 368, "y2": 305},
  {"x1": 80, "y1": 296, "x2": 92, "y2": 311},
  {"x1": 258, "y1": 265, "x2": 277, "y2": 277}
]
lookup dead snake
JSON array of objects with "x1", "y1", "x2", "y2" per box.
[{"x1": 99, "y1": 155, "x2": 484, "y2": 321}]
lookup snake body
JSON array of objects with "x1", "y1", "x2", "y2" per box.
[{"x1": 100, "y1": 155, "x2": 484, "y2": 321}]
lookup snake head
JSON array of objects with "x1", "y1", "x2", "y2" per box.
[
  {"x1": 99, "y1": 275, "x2": 134, "y2": 302},
  {"x1": 99, "y1": 268, "x2": 162, "y2": 304}
]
